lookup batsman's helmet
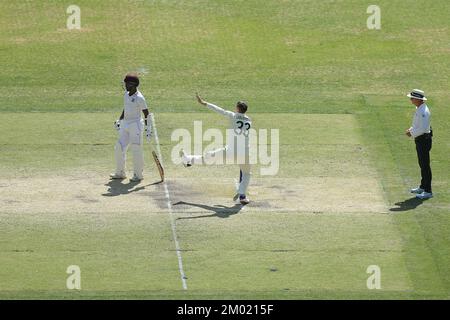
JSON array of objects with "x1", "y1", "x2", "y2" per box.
[{"x1": 124, "y1": 73, "x2": 140, "y2": 87}]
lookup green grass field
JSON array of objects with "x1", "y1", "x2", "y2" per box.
[{"x1": 0, "y1": 0, "x2": 449, "y2": 299}]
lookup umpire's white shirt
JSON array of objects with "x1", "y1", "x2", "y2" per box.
[
  {"x1": 410, "y1": 103, "x2": 431, "y2": 138},
  {"x1": 123, "y1": 90, "x2": 148, "y2": 123}
]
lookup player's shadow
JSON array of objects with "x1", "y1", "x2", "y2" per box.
[
  {"x1": 102, "y1": 179, "x2": 162, "y2": 197},
  {"x1": 389, "y1": 197, "x2": 427, "y2": 212},
  {"x1": 173, "y1": 201, "x2": 243, "y2": 219}
]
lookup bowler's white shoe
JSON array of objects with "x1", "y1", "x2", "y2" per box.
[
  {"x1": 416, "y1": 192, "x2": 433, "y2": 199},
  {"x1": 110, "y1": 172, "x2": 126, "y2": 179},
  {"x1": 410, "y1": 187, "x2": 424, "y2": 194},
  {"x1": 130, "y1": 174, "x2": 143, "y2": 182},
  {"x1": 180, "y1": 149, "x2": 192, "y2": 167}
]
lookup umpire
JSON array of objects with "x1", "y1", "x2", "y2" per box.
[{"x1": 406, "y1": 89, "x2": 433, "y2": 199}]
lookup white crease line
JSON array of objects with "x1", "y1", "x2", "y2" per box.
[{"x1": 150, "y1": 114, "x2": 188, "y2": 290}]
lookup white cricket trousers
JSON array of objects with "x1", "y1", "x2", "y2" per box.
[{"x1": 115, "y1": 120, "x2": 144, "y2": 178}]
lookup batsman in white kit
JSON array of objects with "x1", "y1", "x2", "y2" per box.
[
  {"x1": 110, "y1": 73, "x2": 153, "y2": 182},
  {"x1": 180, "y1": 93, "x2": 252, "y2": 205}
]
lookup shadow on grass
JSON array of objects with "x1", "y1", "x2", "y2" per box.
[
  {"x1": 102, "y1": 179, "x2": 162, "y2": 197},
  {"x1": 173, "y1": 201, "x2": 243, "y2": 219},
  {"x1": 389, "y1": 197, "x2": 428, "y2": 212}
]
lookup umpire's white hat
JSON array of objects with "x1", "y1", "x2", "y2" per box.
[{"x1": 407, "y1": 89, "x2": 427, "y2": 101}]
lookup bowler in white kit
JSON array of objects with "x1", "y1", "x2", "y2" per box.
[
  {"x1": 110, "y1": 73, "x2": 152, "y2": 182},
  {"x1": 180, "y1": 93, "x2": 252, "y2": 205}
]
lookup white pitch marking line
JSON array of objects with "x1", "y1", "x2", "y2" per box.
[{"x1": 150, "y1": 114, "x2": 188, "y2": 290}]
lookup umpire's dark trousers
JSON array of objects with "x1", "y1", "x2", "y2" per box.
[{"x1": 415, "y1": 133, "x2": 432, "y2": 193}]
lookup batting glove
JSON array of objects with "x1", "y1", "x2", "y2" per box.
[
  {"x1": 114, "y1": 120, "x2": 121, "y2": 131},
  {"x1": 145, "y1": 126, "x2": 152, "y2": 141}
]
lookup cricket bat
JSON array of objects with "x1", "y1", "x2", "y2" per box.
[
  {"x1": 152, "y1": 150, "x2": 165, "y2": 182},
  {"x1": 146, "y1": 113, "x2": 165, "y2": 182}
]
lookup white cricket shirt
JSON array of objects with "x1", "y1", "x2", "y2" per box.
[
  {"x1": 123, "y1": 90, "x2": 148, "y2": 122},
  {"x1": 206, "y1": 103, "x2": 252, "y2": 136},
  {"x1": 410, "y1": 103, "x2": 431, "y2": 138},
  {"x1": 206, "y1": 103, "x2": 252, "y2": 159}
]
